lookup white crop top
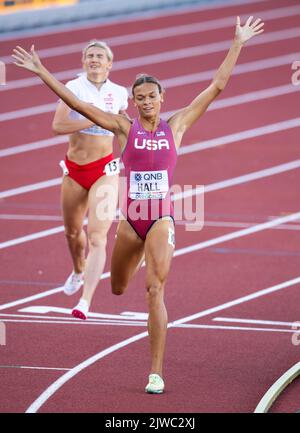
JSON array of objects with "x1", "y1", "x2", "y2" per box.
[{"x1": 65, "y1": 75, "x2": 128, "y2": 136}]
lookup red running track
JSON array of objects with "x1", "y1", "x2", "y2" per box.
[{"x1": 0, "y1": 0, "x2": 300, "y2": 414}]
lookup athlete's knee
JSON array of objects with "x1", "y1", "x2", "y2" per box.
[
  {"x1": 146, "y1": 263, "x2": 167, "y2": 289},
  {"x1": 146, "y1": 279, "x2": 164, "y2": 304},
  {"x1": 111, "y1": 285, "x2": 127, "y2": 296},
  {"x1": 111, "y1": 276, "x2": 127, "y2": 296},
  {"x1": 64, "y1": 227, "x2": 82, "y2": 241},
  {"x1": 88, "y1": 230, "x2": 108, "y2": 249}
]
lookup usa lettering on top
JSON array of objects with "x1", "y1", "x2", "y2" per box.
[{"x1": 134, "y1": 138, "x2": 170, "y2": 150}]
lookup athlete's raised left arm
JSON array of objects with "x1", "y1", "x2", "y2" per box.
[
  {"x1": 12, "y1": 45, "x2": 130, "y2": 137},
  {"x1": 168, "y1": 16, "x2": 264, "y2": 147}
]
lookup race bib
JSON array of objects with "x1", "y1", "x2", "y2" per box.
[
  {"x1": 129, "y1": 170, "x2": 169, "y2": 200},
  {"x1": 104, "y1": 158, "x2": 120, "y2": 176},
  {"x1": 59, "y1": 160, "x2": 69, "y2": 176}
]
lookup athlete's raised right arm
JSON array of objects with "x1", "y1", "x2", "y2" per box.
[{"x1": 12, "y1": 45, "x2": 130, "y2": 135}]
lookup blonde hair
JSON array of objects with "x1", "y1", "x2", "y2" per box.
[{"x1": 82, "y1": 40, "x2": 114, "y2": 62}]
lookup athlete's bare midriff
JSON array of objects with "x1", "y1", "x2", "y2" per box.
[{"x1": 67, "y1": 132, "x2": 114, "y2": 164}]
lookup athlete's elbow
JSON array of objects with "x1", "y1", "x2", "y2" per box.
[
  {"x1": 52, "y1": 121, "x2": 65, "y2": 135},
  {"x1": 212, "y1": 78, "x2": 226, "y2": 93}
]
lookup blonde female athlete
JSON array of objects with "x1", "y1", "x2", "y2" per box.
[
  {"x1": 52, "y1": 40, "x2": 128, "y2": 319},
  {"x1": 13, "y1": 16, "x2": 264, "y2": 394}
]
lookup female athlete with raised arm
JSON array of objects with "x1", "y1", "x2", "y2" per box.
[
  {"x1": 13, "y1": 16, "x2": 264, "y2": 393},
  {"x1": 52, "y1": 40, "x2": 127, "y2": 319}
]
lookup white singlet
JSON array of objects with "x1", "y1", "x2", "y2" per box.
[{"x1": 65, "y1": 74, "x2": 128, "y2": 136}]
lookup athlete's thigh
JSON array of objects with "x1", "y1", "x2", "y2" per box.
[
  {"x1": 144, "y1": 219, "x2": 175, "y2": 283},
  {"x1": 61, "y1": 176, "x2": 88, "y2": 230},
  {"x1": 87, "y1": 174, "x2": 118, "y2": 234},
  {"x1": 111, "y1": 220, "x2": 145, "y2": 289}
]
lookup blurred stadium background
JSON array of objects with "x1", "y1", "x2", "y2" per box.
[{"x1": 0, "y1": 0, "x2": 230, "y2": 34}]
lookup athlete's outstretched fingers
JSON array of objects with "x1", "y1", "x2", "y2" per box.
[
  {"x1": 245, "y1": 16, "x2": 254, "y2": 27},
  {"x1": 251, "y1": 18, "x2": 261, "y2": 27},
  {"x1": 253, "y1": 22, "x2": 264, "y2": 30}
]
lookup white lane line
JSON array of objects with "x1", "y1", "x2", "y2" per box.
[
  {"x1": 175, "y1": 159, "x2": 300, "y2": 199},
  {"x1": 3, "y1": 26, "x2": 300, "y2": 92},
  {"x1": 25, "y1": 330, "x2": 149, "y2": 413},
  {"x1": 254, "y1": 361, "x2": 300, "y2": 413},
  {"x1": 1, "y1": 159, "x2": 300, "y2": 250},
  {"x1": 163, "y1": 52, "x2": 300, "y2": 90},
  {"x1": 1, "y1": 211, "x2": 300, "y2": 314},
  {"x1": 172, "y1": 212, "x2": 300, "y2": 259},
  {"x1": 0, "y1": 135, "x2": 68, "y2": 157},
  {"x1": 2, "y1": 78, "x2": 298, "y2": 153},
  {"x1": 25, "y1": 274, "x2": 300, "y2": 413},
  {"x1": 0, "y1": 287, "x2": 65, "y2": 312},
  {"x1": 204, "y1": 221, "x2": 300, "y2": 231},
  {"x1": 179, "y1": 117, "x2": 300, "y2": 155},
  {"x1": 0, "y1": 226, "x2": 65, "y2": 249},
  {"x1": 18, "y1": 306, "x2": 147, "y2": 320},
  {"x1": 1, "y1": 0, "x2": 269, "y2": 42},
  {"x1": 0, "y1": 178, "x2": 61, "y2": 199},
  {"x1": 2, "y1": 216, "x2": 300, "y2": 229},
  {"x1": 204, "y1": 83, "x2": 298, "y2": 111},
  {"x1": 0, "y1": 311, "x2": 147, "y2": 322},
  {"x1": 175, "y1": 324, "x2": 297, "y2": 333},
  {"x1": 0, "y1": 103, "x2": 59, "y2": 123},
  {"x1": 2, "y1": 62, "x2": 298, "y2": 122},
  {"x1": 1, "y1": 116, "x2": 300, "y2": 199},
  {"x1": 162, "y1": 83, "x2": 300, "y2": 122},
  {"x1": 0, "y1": 217, "x2": 88, "y2": 250},
  {"x1": 0, "y1": 317, "x2": 296, "y2": 333},
  {"x1": 0, "y1": 313, "x2": 298, "y2": 330},
  {"x1": 0, "y1": 319, "x2": 147, "y2": 327},
  {"x1": 2, "y1": 3, "x2": 299, "y2": 64},
  {"x1": 170, "y1": 276, "x2": 300, "y2": 327},
  {"x1": 0, "y1": 214, "x2": 62, "y2": 221},
  {"x1": 1, "y1": 313, "x2": 297, "y2": 332},
  {"x1": 1, "y1": 158, "x2": 300, "y2": 250},
  {"x1": 4, "y1": 5, "x2": 298, "y2": 60},
  {"x1": 0, "y1": 365, "x2": 71, "y2": 371},
  {"x1": 213, "y1": 317, "x2": 300, "y2": 328}
]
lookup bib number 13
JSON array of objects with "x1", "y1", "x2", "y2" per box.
[{"x1": 104, "y1": 158, "x2": 120, "y2": 176}]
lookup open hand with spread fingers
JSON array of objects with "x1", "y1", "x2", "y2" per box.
[
  {"x1": 235, "y1": 16, "x2": 264, "y2": 45},
  {"x1": 12, "y1": 45, "x2": 43, "y2": 74}
]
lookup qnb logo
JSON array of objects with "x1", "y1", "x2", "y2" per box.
[
  {"x1": 0, "y1": 321, "x2": 6, "y2": 346},
  {"x1": 134, "y1": 138, "x2": 170, "y2": 150},
  {"x1": 291, "y1": 61, "x2": 300, "y2": 86},
  {"x1": 291, "y1": 321, "x2": 300, "y2": 346}
]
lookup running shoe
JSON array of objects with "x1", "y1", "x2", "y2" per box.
[
  {"x1": 72, "y1": 298, "x2": 89, "y2": 320},
  {"x1": 63, "y1": 271, "x2": 83, "y2": 296},
  {"x1": 145, "y1": 374, "x2": 165, "y2": 394}
]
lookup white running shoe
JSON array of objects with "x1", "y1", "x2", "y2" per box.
[
  {"x1": 72, "y1": 298, "x2": 89, "y2": 320},
  {"x1": 145, "y1": 374, "x2": 165, "y2": 394},
  {"x1": 63, "y1": 272, "x2": 83, "y2": 296}
]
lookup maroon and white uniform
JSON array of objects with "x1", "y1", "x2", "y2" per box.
[{"x1": 121, "y1": 118, "x2": 178, "y2": 240}]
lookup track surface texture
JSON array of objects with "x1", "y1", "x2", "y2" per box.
[{"x1": 0, "y1": 0, "x2": 300, "y2": 414}]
